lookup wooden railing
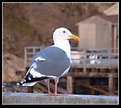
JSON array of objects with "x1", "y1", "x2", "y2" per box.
[
  {"x1": 24, "y1": 46, "x2": 118, "y2": 70},
  {"x1": 24, "y1": 46, "x2": 45, "y2": 67}
]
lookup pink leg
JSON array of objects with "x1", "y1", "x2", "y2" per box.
[
  {"x1": 47, "y1": 79, "x2": 53, "y2": 96},
  {"x1": 54, "y1": 78, "x2": 64, "y2": 96}
]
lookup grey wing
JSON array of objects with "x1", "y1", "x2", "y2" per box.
[
  {"x1": 34, "y1": 47, "x2": 70, "y2": 77},
  {"x1": 20, "y1": 47, "x2": 70, "y2": 85}
]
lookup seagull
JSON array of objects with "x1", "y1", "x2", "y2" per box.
[{"x1": 19, "y1": 27, "x2": 80, "y2": 96}]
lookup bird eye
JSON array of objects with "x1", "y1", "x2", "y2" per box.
[{"x1": 63, "y1": 31, "x2": 66, "y2": 33}]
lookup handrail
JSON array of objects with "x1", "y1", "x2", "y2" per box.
[{"x1": 24, "y1": 46, "x2": 118, "y2": 69}]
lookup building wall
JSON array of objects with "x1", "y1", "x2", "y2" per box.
[
  {"x1": 78, "y1": 22, "x2": 112, "y2": 49},
  {"x1": 95, "y1": 23, "x2": 112, "y2": 49},
  {"x1": 78, "y1": 23, "x2": 96, "y2": 49}
]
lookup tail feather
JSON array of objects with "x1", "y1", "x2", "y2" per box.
[
  {"x1": 18, "y1": 76, "x2": 49, "y2": 86},
  {"x1": 18, "y1": 63, "x2": 50, "y2": 86}
]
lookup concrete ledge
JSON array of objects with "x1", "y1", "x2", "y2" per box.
[{"x1": 2, "y1": 92, "x2": 119, "y2": 105}]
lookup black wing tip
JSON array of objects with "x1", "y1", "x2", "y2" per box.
[
  {"x1": 17, "y1": 76, "x2": 50, "y2": 86},
  {"x1": 16, "y1": 80, "x2": 26, "y2": 86}
]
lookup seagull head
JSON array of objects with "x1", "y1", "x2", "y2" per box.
[{"x1": 53, "y1": 27, "x2": 80, "y2": 43}]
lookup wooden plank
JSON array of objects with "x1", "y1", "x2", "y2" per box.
[
  {"x1": 26, "y1": 52, "x2": 34, "y2": 55},
  {"x1": 67, "y1": 76, "x2": 73, "y2": 93},
  {"x1": 65, "y1": 72, "x2": 118, "y2": 78},
  {"x1": 71, "y1": 63, "x2": 117, "y2": 69},
  {"x1": 80, "y1": 82, "x2": 109, "y2": 95},
  {"x1": 34, "y1": 82, "x2": 48, "y2": 93},
  {"x1": 83, "y1": 50, "x2": 86, "y2": 73},
  {"x1": 108, "y1": 74, "x2": 114, "y2": 95}
]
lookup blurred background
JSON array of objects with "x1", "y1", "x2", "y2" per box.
[{"x1": 3, "y1": 2, "x2": 119, "y2": 95}]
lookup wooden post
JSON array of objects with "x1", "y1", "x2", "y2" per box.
[
  {"x1": 108, "y1": 49, "x2": 111, "y2": 69},
  {"x1": 67, "y1": 76, "x2": 73, "y2": 94},
  {"x1": 83, "y1": 49, "x2": 86, "y2": 73},
  {"x1": 108, "y1": 73, "x2": 114, "y2": 95}
]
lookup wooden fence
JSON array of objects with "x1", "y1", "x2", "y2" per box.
[{"x1": 24, "y1": 46, "x2": 118, "y2": 69}]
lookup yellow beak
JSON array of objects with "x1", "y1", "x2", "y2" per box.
[{"x1": 69, "y1": 35, "x2": 80, "y2": 41}]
